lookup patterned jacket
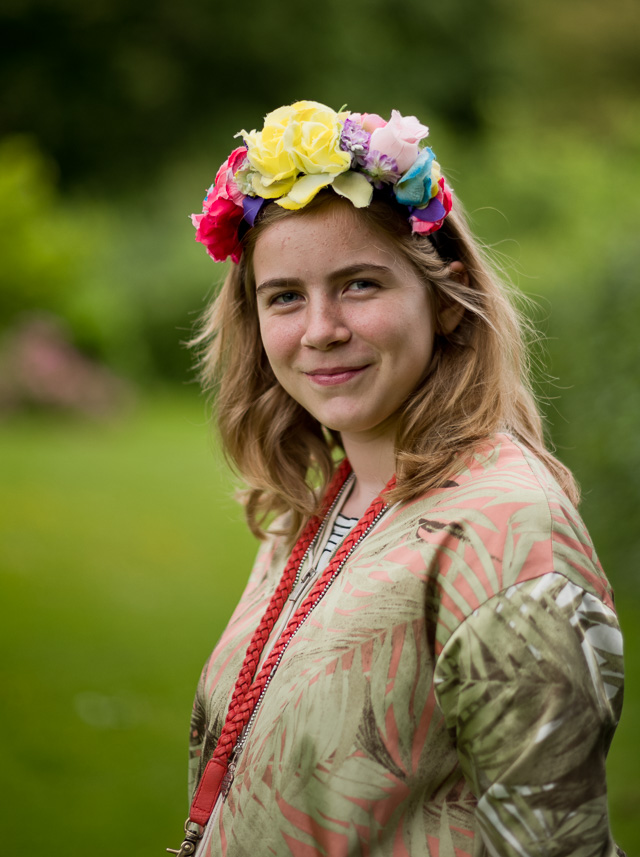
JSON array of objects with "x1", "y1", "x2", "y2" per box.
[{"x1": 189, "y1": 435, "x2": 624, "y2": 856}]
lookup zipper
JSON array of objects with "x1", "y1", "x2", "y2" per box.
[
  {"x1": 258, "y1": 474, "x2": 355, "y2": 660},
  {"x1": 288, "y1": 566, "x2": 316, "y2": 604},
  {"x1": 219, "y1": 502, "x2": 387, "y2": 801},
  {"x1": 288, "y1": 473, "x2": 354, "y2": 594}
]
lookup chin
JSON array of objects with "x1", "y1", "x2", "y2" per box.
[{"x1": 318, "y1": 411, "x2": 394, "y2": 438}]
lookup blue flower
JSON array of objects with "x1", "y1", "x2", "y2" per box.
[{"x1": 394, "y1": 148, "x2": 436, "y2": 206}]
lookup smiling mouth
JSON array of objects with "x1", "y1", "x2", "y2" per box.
[{"x1": 304, "y1": 366, "x2": 370, "y2": 386}]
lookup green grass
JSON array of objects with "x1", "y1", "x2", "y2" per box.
[
  {"x1": 1, "y1": 393, "x2": 637, "y2": 855},
  {"x1": 0, "y1": 393, "x2": 257, "y2": 855}
]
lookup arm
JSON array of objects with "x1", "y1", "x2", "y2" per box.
[
  {"x1": 188, "y1": 656, "x2": 211, "y2": 801},
  {"x1": 434, "y1": 572, "x2": 624, "y2": 857}
]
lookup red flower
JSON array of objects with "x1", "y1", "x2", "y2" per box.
[{"x1": 191, "y1": 147, "x2": 248, "y2": 263}]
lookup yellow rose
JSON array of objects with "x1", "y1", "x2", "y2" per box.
[
  {"x1": 240, "y1": 101, "x2": 351, "y2": 201},
  {"x1": 287, "y1": 101, "x2": 351, "y2": 176}
]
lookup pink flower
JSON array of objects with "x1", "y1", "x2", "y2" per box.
[
  {"x1": 370, "y1": 109, "x2": 430, "y2": 174},
  {"x1": 191, "y1": 146, "x2": 248, "y2": 263},
  {"x1": 409, "y1": 178, "x2": 453, "y2": 236},
  {"x1": 213, "y1": 146, "x2": 248, "y2": 206},
  {"x1": 349, "y1": 112, "x2": 387, "y2": 133}
]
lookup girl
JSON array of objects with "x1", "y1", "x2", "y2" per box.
[{"x1": 172, "y1": 101, "x2": 624, "y2": 857}]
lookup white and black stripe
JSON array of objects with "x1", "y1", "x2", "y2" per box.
[{"x1": 316, "y1": 513, "x2": 359, "y2": 573}]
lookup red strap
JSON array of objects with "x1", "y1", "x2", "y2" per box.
[
  {"x1": 190, "y1": 759, "x2": 227, "y2": 825},
  {"x1": 189, "y1": 461, "x2": 394, "y2": 826}
]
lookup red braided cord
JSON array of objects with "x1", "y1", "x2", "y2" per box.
[
  {"x1": 224, "y1": 476, "x2": 396, "y2": 733},
  {"x1": 190, "y1": 462, "x2": 394, "y2": 826},
  {"x1": 211, "y1": 458, "x2": 351, "y2": 759}
]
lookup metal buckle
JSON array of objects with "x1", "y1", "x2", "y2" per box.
[{"x1": 166, "y1": 819, "x2": 202, "y2": 856}]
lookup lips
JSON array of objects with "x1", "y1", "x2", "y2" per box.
[
  {"x1": 305, "y1": 365, "x2": 368, "y2": 375},
  {"x1": 304, "y1": 365, "x2": 370, "y2": 386}
]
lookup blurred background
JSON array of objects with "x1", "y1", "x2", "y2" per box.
[{"x1": 1, "y1": 0, "x2": 638, "y2": 852}]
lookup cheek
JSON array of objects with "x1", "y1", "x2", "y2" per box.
[
  {"x1": 258, "y1": 317, "x2": 300, "y2": 370},
  {"x1": 353, "y1": 301, "x2": 433, "y2": 356},
  {"x1": 383, "y1": 310, "x2": 435, "y2": 375}
]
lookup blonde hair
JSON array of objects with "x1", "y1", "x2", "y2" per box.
[{"x1": 193, "y1": 191, "x2": 578, "y2": 541}]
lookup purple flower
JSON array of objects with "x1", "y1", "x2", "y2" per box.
[
  {"x1": 362, "y1": 150, "x2": 401, "y2": 189},
  {"x1": 340, "y1": 118, "x2": 371, "y2": 167}
]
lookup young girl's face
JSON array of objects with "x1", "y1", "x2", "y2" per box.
[{"x1": 254, "y1": 203, "x2": 436, "y2": 447}]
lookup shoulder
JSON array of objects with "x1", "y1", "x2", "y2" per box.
[
  {"x1": 374, "y1": 434, "x2": 614, "y2": 652},
  {"x1": 247, "y1": 528, "x2": 291, "y2": 588}
]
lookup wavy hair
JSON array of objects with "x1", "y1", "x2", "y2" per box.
[{"x1": 192, "y1": 191, "x2": 578, "y2": 541}]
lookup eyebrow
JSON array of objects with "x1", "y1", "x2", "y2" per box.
[{"x1": 255, "y1": 263, "x2": 393, "y2": 294}]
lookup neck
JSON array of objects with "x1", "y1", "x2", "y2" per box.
[{"x1": 339, "y1": 428, "x2": 396, "y2": 518}]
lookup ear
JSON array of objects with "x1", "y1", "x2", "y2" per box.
[{"x1": 438, "y1": 261, "x2": 468, "y2": 334}]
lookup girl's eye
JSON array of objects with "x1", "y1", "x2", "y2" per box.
[
  {"x1": 347, "y1": 280, "x2": 377, "y2": 293},
  {"x1": 272, "y1": 291, "x2": 301, "y2": 306}
]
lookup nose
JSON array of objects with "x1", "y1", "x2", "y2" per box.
[{"x1": 301, "y1": 294, "x2": 351, "y2": 350}]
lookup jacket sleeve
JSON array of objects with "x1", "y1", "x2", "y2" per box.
[
  {"x1": 188, "y1": 656, "x2": 211, "y2": 801},
  {"x1": 433, "y1": 572, "x2": 624, "y2": 857}
]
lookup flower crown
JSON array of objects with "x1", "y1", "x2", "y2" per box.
[{"x1": 191, "y1": 100, "x2": 453, "y2": 264}]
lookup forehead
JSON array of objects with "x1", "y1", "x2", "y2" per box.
[{"x1": 252, "y1": 204, "x2": 405, "y2": 282}]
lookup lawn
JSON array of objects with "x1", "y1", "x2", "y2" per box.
[{"x1": 1, "y1": 392, "x2": 637, "y2": 855}]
